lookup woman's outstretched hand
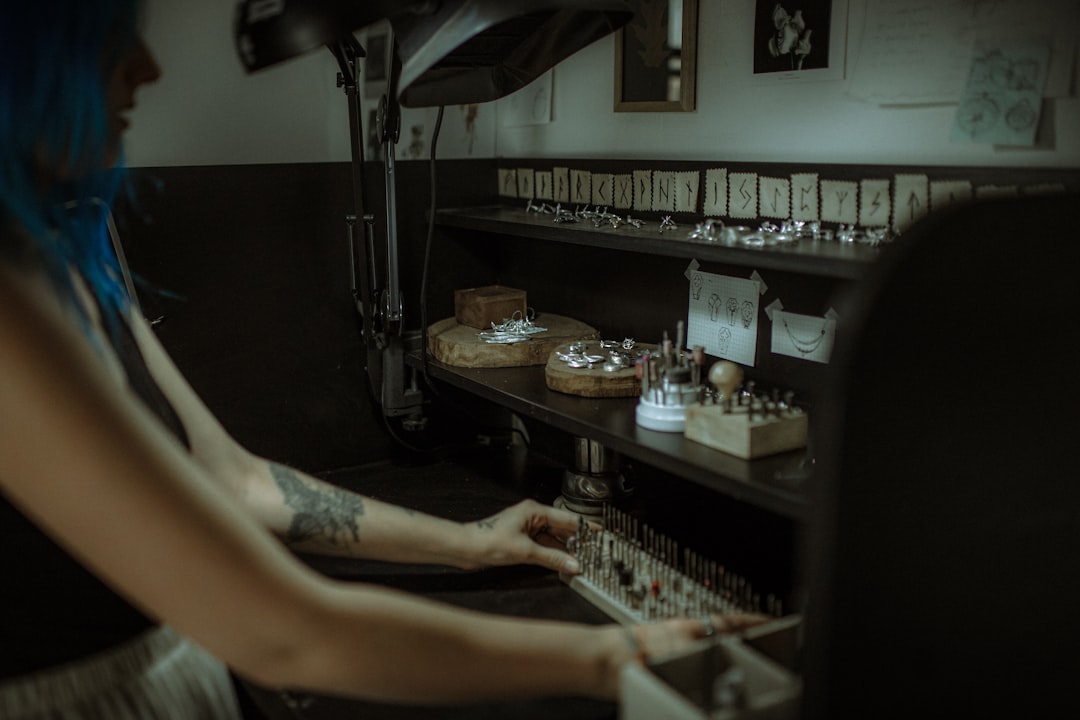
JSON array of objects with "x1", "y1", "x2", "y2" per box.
[{"x1": 463, "y1": 499, "x2": 593, "y2": 573}]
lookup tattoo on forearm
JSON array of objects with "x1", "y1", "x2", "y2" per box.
[
  {"x1": 270, "y1": 464, "x2": 365, "y2": 547},
  {"x1": 477, "y1": 516, "x2": 499, "y2": 530}
]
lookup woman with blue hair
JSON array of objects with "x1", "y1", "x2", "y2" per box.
[{"x1": 0, "y1": 2, "x2": 760, "y2": 717}]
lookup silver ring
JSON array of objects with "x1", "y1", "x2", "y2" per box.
[{"x1": 702, "y1": 616, "x2": 716, "y2": 638}]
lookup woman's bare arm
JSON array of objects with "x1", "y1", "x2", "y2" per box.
[
  {"x1": 127, "y1": 311, "x2": 584, "y2": 572},
  {"x1": 1, "y1": 266, "x2": 707, "y2": 703}
]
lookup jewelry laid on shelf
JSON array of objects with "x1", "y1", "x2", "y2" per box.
[
  {"x1": 555, "y1": 338, "x2": 641, "y2": 371},
  {"x1": 520, "y1": 198, "x2": 898, "y2": 247},
  {"x1": 476, "y1": 309, "x2": 548, "y2": 344},
  {"x1": 555, "y1": 341, "x2": 607, "y2": 368}
]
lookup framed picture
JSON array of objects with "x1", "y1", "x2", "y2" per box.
[
  {"x1": 615, "y1": 0, "x2": 698, "y2": 112},
  {"x1": 364, "y1": 29, "x2": 389, "y2": 95},
  {"x1": 751, "y1": 0, "x2": 848, "y2": 83}
]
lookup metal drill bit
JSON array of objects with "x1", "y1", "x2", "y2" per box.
[{"x1": 675, "y1": 321, "x2": 685, "y2": 366}]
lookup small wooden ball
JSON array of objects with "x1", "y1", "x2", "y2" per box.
[{"x1": 708, "y1": 361, "x2": 743, "y2": 398}]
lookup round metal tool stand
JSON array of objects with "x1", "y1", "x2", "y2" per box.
[
  {"x1": 556, "y1": 437, "x2": 631, "y2": 518},
  {"x1": 635, "y1": 366, "x2": 704, "y2": 432}
]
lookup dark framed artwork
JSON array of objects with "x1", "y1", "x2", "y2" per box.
[
  {"x1": 752, "y1": 0, "x2": 847, "y2": 83},
  {"x1": 615, "y1": 0, "x2": 698, "y2": 112},
  {"x1": 364, "y1": 30, "x2": 389, "y2": 95}
]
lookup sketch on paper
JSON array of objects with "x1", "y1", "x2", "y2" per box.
[
  {"x1": 688, "y1": 271, "x2": 760, "y2": 367},
  {"x1": 951, "y1": 40, "x2": 1049, "y2": 146}
]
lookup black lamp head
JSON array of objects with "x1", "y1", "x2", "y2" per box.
[
  {"x1": 391, "y1": 0, "x2": 633, "y2": 107},
  {"x1": 234, "y1": 0, "x2": 390, "y2": 72},
  {"x1": 234, "y1": 0, "x2": 632, "y2": 106}
]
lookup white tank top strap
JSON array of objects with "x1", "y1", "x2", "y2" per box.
[{"x1": 0, "y1": 625, "x2": 242, "y2": 719}]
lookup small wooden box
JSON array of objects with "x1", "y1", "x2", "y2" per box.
[
  {"x1": 684, "y1": 403, "x2": 808, "y2": 459},
  {"x1": 454, "y1": 285, "x2": 527, "y2": 329}
]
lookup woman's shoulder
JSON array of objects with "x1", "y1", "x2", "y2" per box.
[
  {"x1": 0, "y1": 225, "x2": 99, "y2": 358},
  {"x1": 1, "y1": 219, "x2": 95, "y2": 320},
  {"x1": 7, "y1": 245, "x2": 135, "y2": 409},
  {"x1": 0, "y1": 245, "x2": 66, "y2": 330},
  {"x1": 0, "y1": 217, "x2": 39, "y2": 267},
  {"x1": 1, "y1": 248, "x2": 130, "y2": 403},
  {"x1": 0, "y1": 218, "x2": 55, "y2": 292}
]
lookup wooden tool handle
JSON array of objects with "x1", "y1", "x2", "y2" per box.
[{"x1": 708, "y1": 360, "x2": 743, "y2": 399}]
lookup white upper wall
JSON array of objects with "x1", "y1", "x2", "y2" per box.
[
  {"x1": 493, "y1": 0, "x2": 1080, "y2": 167},
  {"x1": 126, "y1": 0, "x2": 492, "y2": 166},
  {"x1": 127, "y1": 0, "x2": 345, "y2": 166},
  {"x1": 127, "y1": 0, "x2": 1079, "y2": 169}
]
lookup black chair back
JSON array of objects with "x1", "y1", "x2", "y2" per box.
[{"x1": 801, "y1": 193, "x2": 1080, "y2": 718}]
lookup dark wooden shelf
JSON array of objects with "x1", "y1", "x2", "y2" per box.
[
  {"x1": 410, "y1": 353, "x2": 810, "y2": 521},
  {"x1": 435, "y1": 205, "x2": 879, "y2": 280}
]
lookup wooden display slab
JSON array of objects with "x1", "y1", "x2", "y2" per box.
[
  {"x1": 684, "y1": 403, "x2": 808, "y2": 459},
  {"x1": 545, "y1": 341, "x2": 658, "y2": 398},
  {"x1": 428, "y1": 314, "x2": 597, "y2": 368}
]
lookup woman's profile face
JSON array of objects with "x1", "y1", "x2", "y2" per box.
[
  {"x1": 41, "y1": 32, "x2": 161, "y2": 180},
  {"x1": 102, "y1": 36, "x2": 161, "y2": 168}
]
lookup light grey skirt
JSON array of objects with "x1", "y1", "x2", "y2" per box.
[{"x1": 0, "y1": 625, "x2": 242, "y2": 719}]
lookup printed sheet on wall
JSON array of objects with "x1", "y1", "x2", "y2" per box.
[{"x1": 687, "y1": 270, "x2": 760, "y2": 367}]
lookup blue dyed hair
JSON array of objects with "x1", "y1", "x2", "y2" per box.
[{"x1": 0, "y1": 0, "x2": 140, "y2": 319}]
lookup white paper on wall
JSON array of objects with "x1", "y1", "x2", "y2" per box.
[
  {"x1": 652, "y1": 172, "x2": 676, "y2": 213},
  {"x1": 687, "y1": 270, "x2": 760, "y2": 367},
  {"x1": 516, "y1": 168, "x2": 535, "y2": 199},
  {"x1": 674, "y1": 172, "x2": 701, "y2": 214},
  {"x1": 498, "y1": 169, "x2": 518, "y2": 198},
  {"x1": 859, "y1": 179, "x2": 892, "y2": 227},
  {"x1": 848, "y1": 0, "x2": 975, "y2": 105},
  {"x1": 848, "y1": 0, "x2": 1076, "y2": 105},
  {"x1": 502, "y1": 70, "x2": 553, "y2": 127},
  {"x1": 759, "y1": 177, "x2": 792, "y2": 219},
  {"x1": 771, "y1": 310, "x2": 836, "y2": 364},
  {"x1": 703, "y1": 168, "x2": 729, "y2": 217},
  {"x1": 892, "y1": 173, "x2": 929, "y2": 232},
  {"x1": 728, "y1": 173, "x2": 759, "y2": 219},
  {"x1": 553, "y1": 167, "x2": 570, "y2": 203},
  {"x1": 592, "y1": 173, "x2": 615, "y2": 207},
  {"x1": 929, "y1": 180, "x2": 973, "y2": 212},
  {"x1": 633, "y1": 170, "x2": 653, "y2": 212},
  {"x1": 534, "y1": 171, "x2": 554, "y2": 201},
  {"x1": 820, "y1": 180, "x2": 858, "y2": 224},
  {"x1": 791, "y1": 173, "x2": 820, "y2": 222},
  {"x1": 615, "y1": 174, "x2": 634, "y2": 209},
  {"x1": 975, "y1": 184, "x2": 1018, "y2": 199},
  {"x1": 951, "y1": 40, "x2": 1050, "y2": 146},
  {"x1": 570, "y1": 170, "x2": 592, "y2": 204}
]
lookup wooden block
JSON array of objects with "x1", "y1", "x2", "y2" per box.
[
  {"x1": 454, "y1": 285, "x2": 526, "y2": 329},
  {"x1": 684, "y1": 403, "x2": 808, "y2": 459}
]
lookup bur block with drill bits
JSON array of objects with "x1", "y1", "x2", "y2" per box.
[
  {"x1": 684, "y1": 403, "x2": 808, "y2": 459},
  {"x1": 563, "y1": 507, "x2": 802, "y2": 719},
  {"x1": 560, "y1": 507, "x2": 785, "y2": 625}
]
